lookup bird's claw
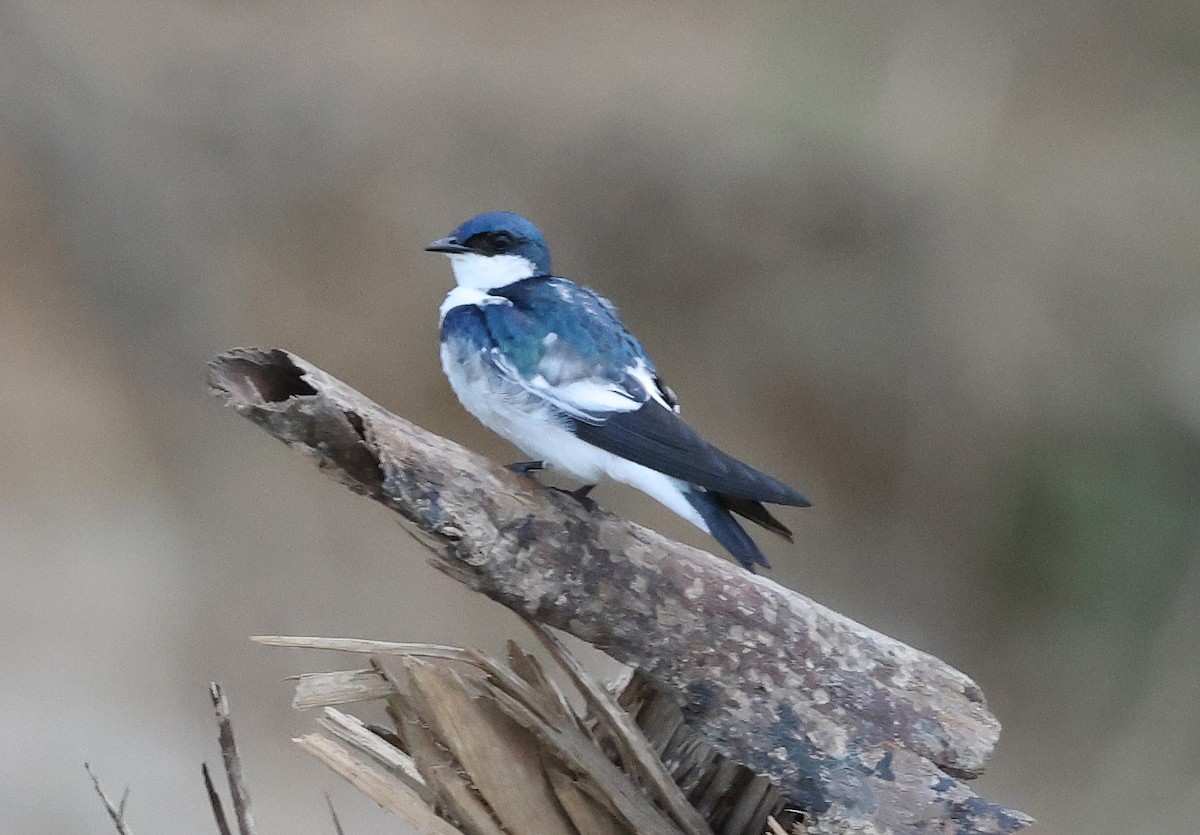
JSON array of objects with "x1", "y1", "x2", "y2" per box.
[
  {"x1": 508, "y1": 460, "x2": 546, "y2": 476},
  {"x1": 510, "y1": 461, "x2": 597, "y2": 511},
  {"x1": 553, "y1": 483, "x2": 598, "y2": 513}
]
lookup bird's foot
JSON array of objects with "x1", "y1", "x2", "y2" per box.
[
  {"x1": 553, "y1": 483, "x2": 598, "y2": 513},
  {"x1": 507, "y1": 460, "x2": 546, "y2": 476}
]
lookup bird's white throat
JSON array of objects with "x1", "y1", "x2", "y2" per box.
[{"x1": 448, "y1": 252, "x2": 537, "y2": 290}]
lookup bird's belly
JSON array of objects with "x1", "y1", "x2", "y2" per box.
[
  {"x1": 440, "y1": 342, "x2": 607, "y2": 482},
  {"x1": 440, "y1": 342, "x2": 707, "y2": 530}
]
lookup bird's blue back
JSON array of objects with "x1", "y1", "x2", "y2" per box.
[{"x1": 441, "y1": 276, "x2": 656, "y2": 400}]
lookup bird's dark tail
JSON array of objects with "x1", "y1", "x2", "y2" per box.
[
  {"x1": 684, "y1": 488, "x2": 771, "y2": 571},
  {"x1": 713, "y1": 494, "x2": 794, "y2": 541}
]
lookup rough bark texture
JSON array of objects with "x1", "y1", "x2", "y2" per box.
[{"x1": 208, "y1": 347, "x2": 1031, "y2": 835}]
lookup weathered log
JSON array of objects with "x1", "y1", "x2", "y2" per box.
[{"x1": 208, "y1": 347, "x2": 1030, "y2": 835}]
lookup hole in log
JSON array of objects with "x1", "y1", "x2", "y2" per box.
[{"x1": 210, "y1": 349, "x2": 317, "y2": 404}]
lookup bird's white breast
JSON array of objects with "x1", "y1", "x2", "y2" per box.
[
  {"x1": 439, "y1": 285, "x2": 512, "y2": 322},
  {"x1": 439, "y1": 341, "x2": 578, "y2": 470},
  {"x1": 439, "y1": 341, "x2": 706, "y2": 531}
]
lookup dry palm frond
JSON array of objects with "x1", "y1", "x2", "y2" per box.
[{"x1": 256, "y1": 632, "x2": 804, "y2": 835}]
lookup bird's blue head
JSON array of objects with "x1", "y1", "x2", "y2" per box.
[{"x1": 425, "y1": 212, "x2": 552, "y2": 290}]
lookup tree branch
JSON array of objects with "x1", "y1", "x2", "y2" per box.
[{"x1": 208, "y1": 347, "x2": 1030, "y2": 835}]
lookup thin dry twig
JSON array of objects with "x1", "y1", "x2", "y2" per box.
[
  {"x1": 255, "y1": 635, "x2": 470, "y2": 662},
  {"x1": 210, "y1": 682, "x2": 256, "y2": 835},
  {"x1": 202, "y1": 763, "x2": 234, "y2": 835},
  {"x1": 325, "y1": 793, "x2": 346, "y2": 835},
  {"x1": 85, "y1": 763, "x2": 133, "y2": 835}
]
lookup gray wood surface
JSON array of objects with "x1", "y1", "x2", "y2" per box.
[{"x1": 209, "y1": 347, "x2": 1031, "y2": 835}]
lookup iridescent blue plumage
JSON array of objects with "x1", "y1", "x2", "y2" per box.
[
  {"x1": 442, "y1": 211, "x2": 552, "y2": 275},
  {"x1": 488, "y1": 279, "x2": 650, "y2": 393},
  {"x1": 429, "y1": 212, "x2": 810, "y2": 570}
]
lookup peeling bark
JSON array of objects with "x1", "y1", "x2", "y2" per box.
[{"x1": 208, "y1": 347, "x2": 1031, "y2": 835}]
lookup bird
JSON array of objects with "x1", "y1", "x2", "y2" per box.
[{"x1": 426, "y1": 211, "x2": 810, "y2": 570}]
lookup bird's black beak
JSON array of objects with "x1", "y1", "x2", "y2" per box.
[{"x1": 424, "y1": 236, "x2": 473, "y2": 254}]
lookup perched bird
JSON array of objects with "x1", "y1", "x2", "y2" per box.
[{"x1": 427, "y1": 211, "x2": 809, "y2": 570}]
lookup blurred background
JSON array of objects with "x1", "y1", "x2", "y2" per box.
[{"x1": 2, "y1": 1, "x2": 1198, "y2": 832}]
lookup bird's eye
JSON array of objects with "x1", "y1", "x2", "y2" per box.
[{"x1": 490, "y1": 232, "x2": 514, "y2": 252}]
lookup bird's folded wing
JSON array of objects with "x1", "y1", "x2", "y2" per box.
[
  {"x1": 572, "y1": 404, "x2": 811, "y2": 506},
  {"x1": 488, "y1": 348, "x2": 643, "y2": 422},
  {"x1": 474, "y1": 287, "x2": 807, "y2": 506},
  {"x1": 477, "y1": 285, "x2": 653, "y2": 422}
]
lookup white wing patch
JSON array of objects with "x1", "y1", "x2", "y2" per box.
[
  {"x1": 498, "y1": 355, "x2": 676, "y2": 423},
  {"x1": 629, "y1": 358, "x2": 681, "y2": 414},
  {"x1": 488, "y1": 349, "x2": 642, "y2": 422},
  {"x1": 542, "y1": 378, "x2": 643, "y2": 415}
]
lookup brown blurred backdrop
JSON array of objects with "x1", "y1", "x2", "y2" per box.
[{"x1": 2, "y1": 1, "x2": 1199, "y2": 832}]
